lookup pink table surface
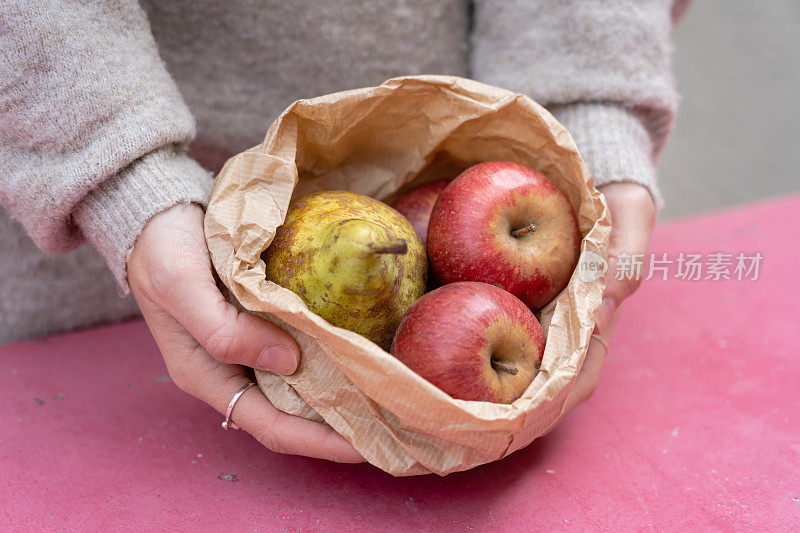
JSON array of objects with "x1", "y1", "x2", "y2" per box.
[{"x1": 2, "y1": 194, "x2": 799, "y2": 532}]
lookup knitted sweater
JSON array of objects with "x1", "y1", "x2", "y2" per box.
[{"x1": 0, "y1": 0, "x2": 688, "y2": 343}]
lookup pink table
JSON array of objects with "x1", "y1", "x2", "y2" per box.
[{"x1": 2, "y1": 194, "x2": 799, "y2": 531}]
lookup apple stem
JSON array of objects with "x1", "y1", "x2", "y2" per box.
[
  {"x1": 511, "y1": 223, "x2": 537, "y2": 238},
  {"x1": 491, "y1": 360, "x2": 519, "y2": 375},
  {"x1": 369, "y1": 239, "x2": 408, "y2": 255}
]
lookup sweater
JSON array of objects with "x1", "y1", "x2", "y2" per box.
[{"x1": 0, "y1": 0, "x2": 688, "y2": 343}]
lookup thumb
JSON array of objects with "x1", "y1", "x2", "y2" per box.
[
  {"x1": 166, "y1": 271, "x2": 300, "y2": 375},
  {"x1": 596, "y1": 182, "x2": 656, "y2": 334}
]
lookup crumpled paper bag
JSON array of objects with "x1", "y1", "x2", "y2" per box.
[{"x1": 204, "y1": 75, "x2": 610, "y2": 476}]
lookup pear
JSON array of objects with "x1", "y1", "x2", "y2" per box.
[{"x1": 263, "y1": 190, "x2": 427, "y2": 350}]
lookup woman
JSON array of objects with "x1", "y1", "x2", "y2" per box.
[{"x1": 0, "y1": 0, "x2": 689, "y2": 462}]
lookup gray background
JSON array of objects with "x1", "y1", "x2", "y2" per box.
[{"x1": 659, "y1": 0, "x2": 800, "y2": 219}]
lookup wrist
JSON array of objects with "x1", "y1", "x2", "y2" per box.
[
  {"x1": 549, "y1": 102, "x2": 664, "y2": 210},
  {"x1": 74, "y1": 146, "x2": 213, "y2": 294}
]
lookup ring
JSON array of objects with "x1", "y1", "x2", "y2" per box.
[
  {"x1": 221, "y1": 381, "x2": 256, "y2": 430},
  {"x1": 591, "y1": 334, "x2": 609, "y2": 354}
]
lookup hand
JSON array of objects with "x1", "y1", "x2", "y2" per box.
[
  {"x1": 563, "y1": 182, "x2": 656, "y2": 413},
  {"x1": 127, "y1": 203, "x2": 363, "y2": 463}
]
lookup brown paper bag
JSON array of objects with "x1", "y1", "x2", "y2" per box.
[{"x1": 204, "y1": 75, "x2": 611, "y2": 476}]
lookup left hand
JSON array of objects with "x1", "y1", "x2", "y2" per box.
[{"x1": 562, "y1": 181, "x2": 657, "y2": 414}]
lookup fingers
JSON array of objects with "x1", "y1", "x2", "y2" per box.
[
  {"x1": 140, "y1": 302, "x2": 363, "y2": 463},
  {"x1": 212, "y1": 376, "x2": 365, "y2": 464},
  {"x1": 557, "y1": 182, "x2": 654, "y2": 416},
  {"x1": 171, "y1": 275, "x2": 300, "y2": 374},
  {"x1": 597, "y1": 182, "x2": 656, "y2": 333},
  {"x1": 563, "y1": 337, "x2": 608, "y2": 414},
  {"x1": 563, "y1": 305, "x2": 621, "y2": 414},
  {"x1": 178, "y1": 343, "x2": 363, "y2": 463}
]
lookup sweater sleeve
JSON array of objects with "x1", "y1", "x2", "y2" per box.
[
  {"x1": 470, "y1": 0, "x2": 683, "y2": 208},
  {"x1": 0, "y1": 0, "x2": 212, "y2": 293}
]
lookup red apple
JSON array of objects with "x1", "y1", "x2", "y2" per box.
[
  {"x1": 391, "y1": 180, "x2": 449, "y2": 246},
  {"x1": 390, "y1": 281, "x2": 545, "y2": 404},
  {"x1": 427, "y1": 161, "x2": 580, "y2": 310}
]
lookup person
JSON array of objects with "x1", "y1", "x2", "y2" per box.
[{"x1": 0, "y1": 0, "x2": 690, "y2": 463}]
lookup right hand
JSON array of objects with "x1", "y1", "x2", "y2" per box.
[{"x1": 128, "y1": 203, "x2": 363, "y2": 463}]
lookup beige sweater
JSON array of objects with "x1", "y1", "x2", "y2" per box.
[{"x1": 0, "y1": 0, "x2": 688, "y2": 343}]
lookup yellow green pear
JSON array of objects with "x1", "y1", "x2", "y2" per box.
[{"x1": 263, "y1": 190, "x2": 427, "y2": 350}]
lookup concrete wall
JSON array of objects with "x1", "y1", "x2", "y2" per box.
[{"x1": 659, "y1": 1, "x2": 800, "y2": 219}]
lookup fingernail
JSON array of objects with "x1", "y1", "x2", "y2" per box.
[
  {"x1": 596, "y1": 298, "x2": 616, "y2": 335},
  {"x1": 256, "y1": 345, "x2": 299, "y2": 375}
]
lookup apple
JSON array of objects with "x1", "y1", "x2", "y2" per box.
[
  {"x1": 390, "y1": 281, "x2": 545, "y2": 404},
  {"x1": 391, "y1": 180, "x2": 449, "y2": 246},
  {"x1": 427, "y1": 161, "x2": 580, "y2": 310}
]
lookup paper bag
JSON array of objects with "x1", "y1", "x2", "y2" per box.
[{"x1": 204, "y1": 75, "x2": 610, "y2": 476}]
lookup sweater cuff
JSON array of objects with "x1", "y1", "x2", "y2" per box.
[
  {"x1": 548, "y1": 102, "x2": 664, "y2": 210},
  {"x1": 74, "y1": 146, "x2": 213, "y2": 294}
]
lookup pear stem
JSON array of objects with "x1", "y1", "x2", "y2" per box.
[
  {"x1": 369, "y1": 239, "x2": 407, "y2": 255},
  {"x1": 511, "y1": 223, "x2": 537, "y2": 238},
  {"x1": 491, "y1": 360, "x2": 519, "y2": 375}
]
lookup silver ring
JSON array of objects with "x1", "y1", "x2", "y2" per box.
[
  {"x1": 591, "y1": 334, "x2": 609, "y2": 354},
  {"x1": 221, "y1": 381, "x2": 256, "y2": 430}
]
